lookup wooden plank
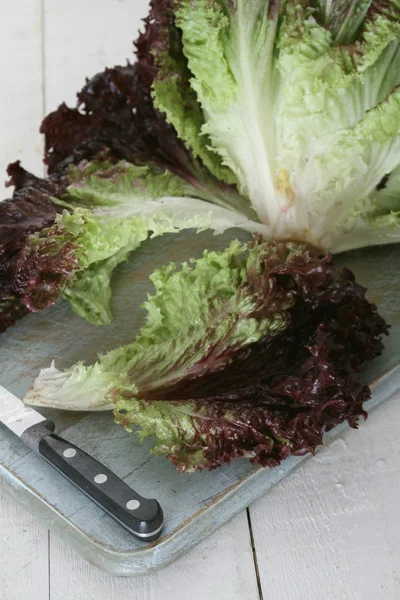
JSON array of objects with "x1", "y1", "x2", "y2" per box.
[
  {"x1": 0, "y1": 0, "x2": 44, "y2": 191},
  {"x1": 1, "y1": 243, "x2": 399, "y2": 575},
  {"x1": 0, "y1": 0, "x2": 87, "y2": 432},
  {"x1": 50, "y1": 511, "x2": 260, "y2": 600},
  {"x1": 0, "y1": 1, "x2": 48, "y2": 595},
  {"x1": 249, "y1": 389, "x2": 400, "y2": 600},
  {"x1": 44, "y1": 0, "x2": 150, "y2": 111},
  {"x1": 0, "y1": 490, "x2": 48, "y2": 600}
]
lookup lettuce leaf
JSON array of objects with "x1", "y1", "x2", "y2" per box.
[
  {"x1": 171, "y1": 0, "x2": 400, "y2": 249},
  {"x1": 40, "y1": 26, "x2": 252, "y2": 218},
  {"x1": 4, "y1": 0, "x2": 399, "y2": 333},
  {"x1": 4, "y1": 160, "x2": 264, "y2": 329},
  {"x1": 0, "y1": 163, "x2": 66, "y2": 332},
  {"x1": 25, "y1": 240, "x2": 388, "y2": 472},
  {"x1": 1, "y1": 0, "x2": 397, "y2": 473}
]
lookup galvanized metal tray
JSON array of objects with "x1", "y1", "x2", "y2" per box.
[{"x1": 1, "y1": 231, "x2": 399, "y2": 576}]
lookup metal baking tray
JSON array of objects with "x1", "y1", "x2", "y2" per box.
[{"x1": 1, "y1": 231, "x2": 399, "y2": 576}]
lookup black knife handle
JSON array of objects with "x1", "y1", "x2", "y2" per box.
[{"x1": 22, "y1": 425, "x2": 163, "y2": 542}]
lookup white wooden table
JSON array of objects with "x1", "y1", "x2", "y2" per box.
[{"x1": 1, "y1": 2, "x2": 400, "y2": 598}]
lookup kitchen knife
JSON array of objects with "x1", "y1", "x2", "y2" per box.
[{"x1": 0, "y1": 386, "x2": 163, "y2": 542}]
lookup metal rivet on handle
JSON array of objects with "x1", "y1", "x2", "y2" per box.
[
  {"x1": 94, "y1": 474, "x2": 108, "y2": 484},
  {"x1": 63, "y1": 448, "x2": 77, "y2": 458},
  {"x1": 126, "y1": 499, "x2": 140, "y2": 511}
]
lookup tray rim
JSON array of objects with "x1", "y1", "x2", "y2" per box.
[{"x1": 1, "y1": 364, "x2": 400, "y2": 577}]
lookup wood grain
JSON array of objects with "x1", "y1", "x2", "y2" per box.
[
  {"x1": 0, "y1": 0, "x2": 44, "y2": 189},
  {"x1": 49, "y1": 512, "x2": 260, "y2": 599},
  {"x1": 0, "y1": 3, "x2": 48, "y2": 593},
  {"x1": 44, "y1": 0, "x2": 150, "y2": 111},
  {"x1": 249, "y1": 390, "x2": 400, "y2": 600},
  {"x1": 0, "y1": 490, "x2": 48, "y2": 600}
]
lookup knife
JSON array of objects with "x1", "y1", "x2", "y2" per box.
[{"x1": 0, "y1": 386, "x2": 163, "y2": 542}]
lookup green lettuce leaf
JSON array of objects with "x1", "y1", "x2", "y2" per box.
[
  {"x1": 25, "y1": 240, "x2": 293, "y2": 410},
  {"x1": 13, "y1": 161, "x2": 266, "y2": 324},
  {"x1": 25, "y1": 239, "x2": 388, "y2": 472},
  {"x1": 172, "y1": 0, "x2": 400, "y2": 250},
  {"x1": 6, "y1": 0, "x2": 399, "y2": 335},
  {"x1": 148, "y1": 0, "x2": 237, "y2": 186}
]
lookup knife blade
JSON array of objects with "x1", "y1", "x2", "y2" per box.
[{"x1": 0, "y1": 386, "x2": 163, "y2": 542}]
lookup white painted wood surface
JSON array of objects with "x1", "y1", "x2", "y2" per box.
[
  {"x1": 49, "y1": 511, "x2": 259, "y2": 600},
  {"x1": 250, "y1": 390, "x2": 400, "y2": 600},
  {"x1": 0, "y1": 490, "x2": 48, "y2": 600},
  {"x1": 0, "y1": 1, "x2": 44, "y2": 182},
  {"x1": 1, "y1": 1, "x2": 400, "y2": 598}
]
